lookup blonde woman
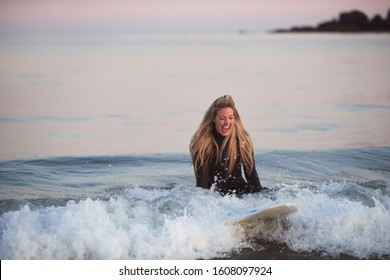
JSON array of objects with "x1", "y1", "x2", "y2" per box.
[{"x1": 190, "y1": 95, "x2": 263, "y2": 196}]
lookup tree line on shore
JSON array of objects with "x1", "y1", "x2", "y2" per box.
[{"x1": 274, "y1": 8, "x2": 390, "y2": 33}]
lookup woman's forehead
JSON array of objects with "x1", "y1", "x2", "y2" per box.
[{"x1": 216, "y1": 107, "x2": 234, "y2": 116}]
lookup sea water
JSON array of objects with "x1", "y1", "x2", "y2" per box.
[
  {"x1": 0, "y1": 32, "x2": 389, "y2": 259},
  {"x1": 0, "y1": 149, "x2": 389, "y2": 259}
]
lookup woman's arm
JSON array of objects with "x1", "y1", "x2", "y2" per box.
[
  {"x1": 195, "y1": 166, "x2": 211, "y2": 189},
  {"x1": 244, "y1": 159, "x2": 263, "y2": 192}
]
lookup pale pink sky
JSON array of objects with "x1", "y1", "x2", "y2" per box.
[{"x1": 0, "y1": 0, "x2": 389, "y2": 32}]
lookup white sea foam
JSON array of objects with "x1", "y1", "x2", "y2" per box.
[
  {"x1": 270, "y1": 183, "x2": 390, "y2": 258},
  {"x1": 1, "y1": 181, "x2": 389, "y2": 259},
  {"x1": 0, "y1": 187, "x2": 245, "y2": 259}
]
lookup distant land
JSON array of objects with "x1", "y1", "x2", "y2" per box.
[{"x1": 273, "y1": 8, "x2": 390, "y2": 33}]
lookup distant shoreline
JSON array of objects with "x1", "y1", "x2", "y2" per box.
[{"x1": 272, "y1": 8, "x2": 390, "y2": 33}]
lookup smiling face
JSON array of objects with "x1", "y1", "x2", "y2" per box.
[{"x1": 214, "y1": 107, "x2": 234, "y2": 137}]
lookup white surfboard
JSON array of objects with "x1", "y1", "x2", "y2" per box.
[{"x1": 230, "y1": 204, "x2": 298, "y2": 240}]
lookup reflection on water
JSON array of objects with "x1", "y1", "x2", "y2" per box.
[{"x1": 0, "y1": 33, "x2": 389, "y2": 159}]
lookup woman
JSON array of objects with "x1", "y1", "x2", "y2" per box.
[{"x1": 190, "y1": 95, "x2": 264, "y2": 196}]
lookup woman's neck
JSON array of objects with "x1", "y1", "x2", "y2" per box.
[{"x1": 212, "y1": 126, "x2": 225, "y2": 147}]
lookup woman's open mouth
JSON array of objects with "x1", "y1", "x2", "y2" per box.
[{"x1": 221, "y1": 125, "x2": 230, "y2": 135}]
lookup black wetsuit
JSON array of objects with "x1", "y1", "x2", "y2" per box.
[{"x1": 194, "y1": 129, "x2": 263, "y2": 196}]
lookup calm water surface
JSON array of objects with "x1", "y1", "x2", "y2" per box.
[{"x1": 0, "y1": 33, "x2": 389, "y2": 159}]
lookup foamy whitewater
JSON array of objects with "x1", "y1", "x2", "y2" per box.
[{"x1": 1, "y1": 148, "x2": 389, "y2": 259}]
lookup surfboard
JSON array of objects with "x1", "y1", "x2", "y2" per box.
[{"x1": 230, "y1": 204, "x2": 298, "y2": 240}]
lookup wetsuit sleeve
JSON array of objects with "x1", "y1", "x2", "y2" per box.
[
  {"x1": 195, "y1": 166, "x2": 211, "y2": 189},
  {"x1": 244, "y1": 159, "x2": 263, "y2": 193}
]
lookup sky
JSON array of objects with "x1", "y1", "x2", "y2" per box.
[{"x1": 0, "y1": 0, "x2": 389, "y2": 33}]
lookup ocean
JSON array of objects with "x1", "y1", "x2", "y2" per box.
[{"x1": 0, "y1": 32, "x2": 389, "y2": 259}]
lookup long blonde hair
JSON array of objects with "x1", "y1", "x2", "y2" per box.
[{"x1": 190, "y1": 95, "x2": 255, "y2": 176}]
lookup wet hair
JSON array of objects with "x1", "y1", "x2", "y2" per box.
[{"x1": 190, "y1": 95, "x2": 255, "y2": 176}]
